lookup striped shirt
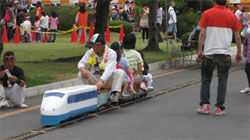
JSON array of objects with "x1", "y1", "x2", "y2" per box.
[{"x1": 199, "y1": 5, "x2": 242, "y2": 56}]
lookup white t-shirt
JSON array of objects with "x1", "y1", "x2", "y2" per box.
[
  {"x1": 235, "y1": 9, "x2": 242, "y2": 20},
  {"x1": 168, "y1": 6, "x2": 177, "y2": 24},
  {"x1": 21, "y1": 20, "x2": 32, "y2": 30},
  {"x1": 40, "y1": 15, "x2": 49, "y2": 28},
  {"x1": 157, "y1": 7, "x2": 163, "y2": 24}
]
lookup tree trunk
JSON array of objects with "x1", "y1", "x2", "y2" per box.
[
  {"x1": 0, "y1": 0, "x2": 7, "y2": 57},
  {"x1": 143, "y1": 0, "x2": 160, "y2": 51},
  {"x1": 94, "y1": 0, "x2": 111, "y2": 35}
]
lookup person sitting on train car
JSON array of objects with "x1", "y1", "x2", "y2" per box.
[
  {"x1": 78, "y1": 34, "x2": 125, "y2": 102},
  {"x1": 0, "y1": 51, "x2": 27, "y2": 108},
  {"x1": 123, "y1": 33, "x2": 143, "y2": 89}
]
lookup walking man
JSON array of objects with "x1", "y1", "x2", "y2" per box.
[
  {"x1": 197, "y1": 0, "x2": 242, "y2": 115},
  {"x1": 165, "y1": 1, "x2": 178, "y2": 40}
]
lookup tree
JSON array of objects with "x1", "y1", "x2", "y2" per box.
[
  {"x1": 143, "y1": 0, "x2": 160, "y2": 51},
  {"x1": 0, "y1": 0, "x2": 7, "y2": 57},
  {"x1": 94, "y1": 0, "x2": 112, "y2": 35}
]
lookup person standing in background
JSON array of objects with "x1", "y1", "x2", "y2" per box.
[
  {"x1": 157, "y1": 3, "x2": 163, "y2": 42},
  {"x1": 75, "y1": 4, "x2": 88, "y2": 38},
  {"x1": 48, "y1": 11, "x2": 59, "y2": 42},
  {"x1": 35, "y1": 1, "x2": 42, "y2": 20},
  {"x1": 197, "y1": 0, "x2": 242, "y2": 116},
  {"x1": 140, "y1": 4, "x2": 149, "y2": 43},
  {"x1": 240, "y1": 19, "x2": 250, "y2": 95},
  {"x1": 166, "y1": 1, "x2": 178, "y2": 41}
]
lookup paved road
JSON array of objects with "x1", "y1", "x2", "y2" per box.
[{"x1": 0, "y1": 64, "x2": 249, "y2": 140}]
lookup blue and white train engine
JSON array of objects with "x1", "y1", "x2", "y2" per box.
[{"x1": 40, "y1": 85, "x2": 98, "y2": 126}]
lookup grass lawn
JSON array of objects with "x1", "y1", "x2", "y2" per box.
[{"x1": 3, "y1": 32, "x2": 178, "y2": 87}]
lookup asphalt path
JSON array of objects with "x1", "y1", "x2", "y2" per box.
[{"x1": 0, "y1": 64, "x2": 249, "y2": 140}]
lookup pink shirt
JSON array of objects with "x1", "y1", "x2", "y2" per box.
[{"x1": 49, "y1": 17, "x2": 59, "y2": 30}]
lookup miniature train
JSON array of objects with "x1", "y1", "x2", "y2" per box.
[{"x1": 41, "y1": 85, "x2": 149, "y2": 126}]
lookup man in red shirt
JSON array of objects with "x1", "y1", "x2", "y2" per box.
[{"x1": 197, "y1": 0, "x2": 242, "y2": 116}]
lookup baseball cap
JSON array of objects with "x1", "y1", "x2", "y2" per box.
[{"x1": 90, "y1": 34, "x2": 105, "y2": 45}]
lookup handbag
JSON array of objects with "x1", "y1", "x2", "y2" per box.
[
  {"x1": 3, "y1": 9, "x2": 11, "y2": 22},
  {"x1": 241, "y1": 24, "x2": 250, "y2": 38}
]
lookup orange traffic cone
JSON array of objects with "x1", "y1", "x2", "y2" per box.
[
  {"x1": 71, "y1": 26, "x2": 78, "y2": 43},
  {"x1": 2, "y1": 25, "x2": 9, "y2": 43},
  {"x1": 32, "y1": 26, "x2": 36, "y2": 42},
  {"x1": 105, "y1": 25, "x2": 110, "y2": 43},
  {"x1": 119, "y1": 24, "x2": 124, "y2": 42},
  {"x1": 80, "y1": 29, "x2": 86, "y2": 44},
  {"x1": 88, "y1": 22, "x2": 94, "y2": 40},
  {"x1": 14, "y1": 26, "x2": 20, "y2": 44}
]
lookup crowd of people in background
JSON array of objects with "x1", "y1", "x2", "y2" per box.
[{"x1": 3, "y1": 1, "x2": 59, "y2": 43}]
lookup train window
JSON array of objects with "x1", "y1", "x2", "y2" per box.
[{"x1": 44, "y1": 93, "x2": 65, "y2": 98}]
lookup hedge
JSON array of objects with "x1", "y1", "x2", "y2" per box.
[
  {"x1": 109, "y1": 20, "x2": 133, "y2": 34},
  {"x1": 29, "y1": 6, "x2": 96, "y2": 31}
]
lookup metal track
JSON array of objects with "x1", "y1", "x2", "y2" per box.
[{"x1": 4, "y1": 66, "x2": 243, "y2": 140}]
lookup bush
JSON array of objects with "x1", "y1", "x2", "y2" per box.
[
  {"x1": 181, "y1": 32, "x2": 191, "y2": 42},
  {"x1": 177, "y1": 11, "x2": 200, "y2": 38},
  {"x1": 109, "y1": 20, "x2": 133, "y2": 34},
  {"x1": 29, "y1": 6, "x2": 96, "y2": 31}
]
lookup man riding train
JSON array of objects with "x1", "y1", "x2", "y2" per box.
[
  {"x1": 78, "y1": 34, "x2": 126, "y2": 102},
  {"x1": 78, "y1": 33, "x2": 150, "y2": 102}
]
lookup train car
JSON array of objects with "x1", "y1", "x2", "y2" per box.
[{"x1": 41, "y1": 84, "x2": 150, "y2": 126}]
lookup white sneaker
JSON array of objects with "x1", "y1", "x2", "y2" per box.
[
  {"x1": 240, "y1": 87, "x2": 250, "y2": 94},
  {"x1": 15, "y1": 104, "x2": 28, "y2": 108},
  {"x1": 122, "y1": 91, "x2": 130, "y2": 97},
  {"x1": 140, "y1": 82, "x2": 148, "y2": 91},
  {"x1": 148, "y1": 86, "x2": 154, "y2": 90},
  {"x1": 0, "y1": 98, "x2": 9, "y2": 108}
]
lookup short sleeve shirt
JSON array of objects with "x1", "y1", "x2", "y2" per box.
[
  {"x1": 124, "y1": 49, "x2": 143, "y2": 68},
  {"x1": 0, "y1": 66, "x2": 25, "y2": 88},
  {"x1": 199, "y1": 5, "x2": 242, "y2": 55}
]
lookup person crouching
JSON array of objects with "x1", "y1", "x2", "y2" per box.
[
  {"x1": 0, "y1": 51, "x2": 27, "y2": 108},
  {"x1": 78, "y1": 34, "x2": 125, "y2": 102}
]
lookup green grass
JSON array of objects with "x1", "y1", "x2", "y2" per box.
[{"x1": 3, "y1": 32, "x2": 174, "y2": 87}]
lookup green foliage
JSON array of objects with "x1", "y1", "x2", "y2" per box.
[
  {"x1": 177, "y1": 12, "x2": 200, "y2": 37},
  {"x1": 181, "y1": 31, "x2": 191, "y2": 42},
  {"x1": 29, "y1": 6, "x2": 79, "y2": 30},
  {"x1": 109, "y1": 20, "x2": 133, "y2": 34}
]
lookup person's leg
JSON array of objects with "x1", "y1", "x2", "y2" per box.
[
  {"x1": 78, "y1": 71, "x2": 98, "y2": 85},
  {"x1": 7, "y1": 26, "x2": 13, "y2": 41},
  {"x1": 144, "y1": 73, "x2": 153, "y2": 89},
  {"x1": 215, "y1": 55, "x2": 231, "y2": 111},
  {"x1": 141, "y1": 28, "x2": 145, "y2": 41},
  {"x1": 200, "y1": 56, "x2": 215, "y2": 106},
  {"x1": 110, "y1": 69, "x2": 125, "y2": 92},
  {"x1": 245, "y1": 63, "x2": 250, "y2": 87},
  {"x1": 173, "y1": 24, "x2": 177, "y2": 39},
  {"x1": 4, "y1": 84, "x2": 26, "y2": 106},
  {"x1": 53, "y1": 30, "x2": 56, "y2": 42},
  {"x1": 49, "y1": 29, "x2": 53, "y2": 41},
  {"x1": 157, "y1": 23, "x2": 163, "y2": 42},
  {"x1": 145, "y1": 27, "x2": 149, "y2": 40}
]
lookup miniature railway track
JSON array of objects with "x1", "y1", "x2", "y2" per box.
[{"x1": 5, "y1": 66, "x2": 243, "y2": 140}]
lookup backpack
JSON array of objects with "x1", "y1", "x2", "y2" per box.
[{"x1": 4, "y1": 9, "x2": 11, "y2": 22}]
